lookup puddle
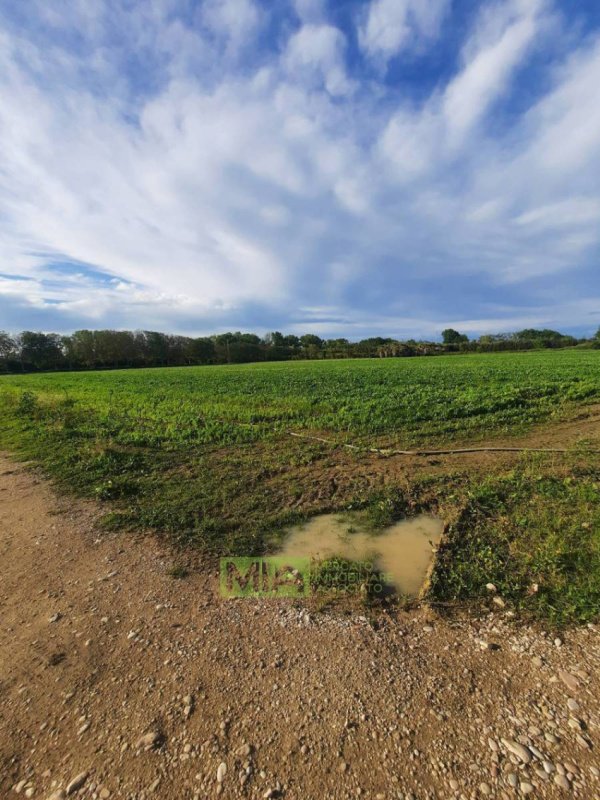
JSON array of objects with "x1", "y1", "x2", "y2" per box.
[{"x1": 277, "y1": 513, "x2": 444, "y2": 597}]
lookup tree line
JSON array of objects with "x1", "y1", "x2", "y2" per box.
[{"x1": 0, "y1": 326, "x2": 596, "y2": 373}]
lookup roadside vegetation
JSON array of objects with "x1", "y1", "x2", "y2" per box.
[{"x1": 1, "y1": 350, "x2": 599, "y2": 624}]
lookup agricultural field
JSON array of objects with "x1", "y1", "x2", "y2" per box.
[{"x1": 2, "y1": 348, "x2": 600, "y2": 623}]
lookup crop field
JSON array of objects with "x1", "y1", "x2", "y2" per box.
[{"x1": 2, "y1": 349, "x2": 600, "y2": 623}]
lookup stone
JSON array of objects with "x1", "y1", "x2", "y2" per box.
[
  {"x1": 66, "y1": 772, "x2": 89, "y2": 795},
  {"x1": 558, "y1": 670, "x2": 580, "y2": 692},
  {"x1": 501, "y1": 739, "x2": 532, "y2": 764},
  {"x1": 554, "y1": 774, "x2": 571, "y2": 790},
  {"x1": 520, "y1": 782, "x2": 534, "y2": 795},
  {"x1": 136, "y1": 731, "x2": 161, "y2": 750},
  {"x1": 217, "y1": 762, "x2": 227, "y2": 783}
]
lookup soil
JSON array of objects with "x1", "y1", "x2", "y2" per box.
[{"x1": 1, "y1": 446, "x2": 599, "y2": 800}]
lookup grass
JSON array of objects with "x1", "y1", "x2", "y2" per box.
[{"x1": 1, "y1": 349, "x2": 600, "y2": 624}]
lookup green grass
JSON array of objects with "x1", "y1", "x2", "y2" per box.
[{"x1": 1, "y1": 349, "x2": 600, "y2": 624}]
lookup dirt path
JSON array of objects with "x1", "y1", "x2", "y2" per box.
[{"x1": 1, "y1": 455, "x2": 599, "y2": 800}]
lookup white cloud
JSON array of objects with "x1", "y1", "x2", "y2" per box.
[
  {"x1": 359, "y1": 0, "x2": 450, "y2": 67},
  {"x1": 443, "y1": 0, "x2": 547, "y2": 146},
  {"x1": 283, "y1": 23, "x2": 354, "y2": 96}
]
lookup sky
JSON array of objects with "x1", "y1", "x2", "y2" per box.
[{"x1": 1, "y1": 0, "x2": 600, "y2": 341}]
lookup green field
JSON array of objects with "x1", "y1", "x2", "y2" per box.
[{"x1": 2, "y1": 349, "x2": 600, "y2": 623}]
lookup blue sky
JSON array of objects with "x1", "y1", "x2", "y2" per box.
[{"x1": 1, "y1": 0, "x2": 600, "y2": 340}]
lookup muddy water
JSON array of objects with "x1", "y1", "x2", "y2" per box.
[{"x1": 277, "y1": 513, "x2": 444, "y2": 596}]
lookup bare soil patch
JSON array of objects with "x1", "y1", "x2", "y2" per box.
[{"x1": 1, "y1": 452, "x2": 600, "y2": 799}]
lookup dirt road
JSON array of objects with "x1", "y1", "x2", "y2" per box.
[{"x1": 1, "y1": 455, "x2": 599, "y2": 800}]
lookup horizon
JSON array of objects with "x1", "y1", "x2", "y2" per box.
[{"x1": 1, "y1": 0, "x2": 600, "y2": 338}]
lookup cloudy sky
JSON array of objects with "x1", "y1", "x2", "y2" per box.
[{"x1": 1, "y1": 0, "x2": 600, "y2": 339}]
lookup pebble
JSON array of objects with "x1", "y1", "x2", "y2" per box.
[
  {"x1": 507, "y1": 773, "x2": 518, "y2": 788},
  {"x1": 66, "y1": 772, "x2": 89, "y2": 796},
  {"x1": 567, "y1": 699, "x2": 579, "y2": 712},
  {"x1": 520, "y1": 782, "x2": 534, "y2": 795},
  {"x1": 554, "y1": 774, "x2": 571, "y2": 790},
  {"x1": 558, "y1": 670, "x2": 580, "y2": 692},
  {"x1": 45, "y1": 792, "x2": 66, "y2": 800},
  {"x1": 136, "y1": 731, "x2": 161, "y2": 750},
  {"x1": 479, "y1": 782, "x2": 491, "y2": 795},
  {"x1": 501, "y1": 739, "x2": 532, "y2": 764},
  {"x1": 217, "y1": 762, "x2": 227, "y2": 783}
]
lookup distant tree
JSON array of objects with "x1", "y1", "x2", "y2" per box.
[
  {"x1": 264, "y1": 331, "x2": 285, "y2": 347},
  {"x1": 0, "y1": 331, "x2": 16, "y2": 360},
  {"x1": 300, "y1": 334, "x2": 323, "y2": 349},
  {"x1": 442, "y1": 329, "x2": 469, "y2": 344},
  {"x1": 19, "y1": 331, "x2": 64, "y2": 370}
]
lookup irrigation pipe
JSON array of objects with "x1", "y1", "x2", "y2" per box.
[{"x1": 288, "y1": 431, "x2": 600, "y2": 457}]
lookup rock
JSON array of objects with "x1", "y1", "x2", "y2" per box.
[
  {"x1": 46, "y1": 792, "x2": 66, "y2": 800},
  {"x1": 575, "y1": 734, "x2": 591, "y2": 749},
  {"x1": 14, "y1": 780, "x2": 27, "y2": 793},
  {"x1": 136, "y1": 731, "x2": 162, "y2": 750},
  {"x1": 148, "y1": 778, "x2": 161, "y2": 792},
  {"x1": 501, "y1": 739, "x2": 532, "y2": 764},
  {"x1": 236, "y1": 743, "x2": 252, "y2": 757},
  {"x1": 543, "y1": 761, "x2": 555, "y2": 774},
  {"x1": 485, "y1": 583, "x2": 497, "y2": 593},
  {"x1": 507, "y1": 773, "x2": 518, "y2": 788},
  {"x1": 66, "y1": 772, "x2": 89, "y2": 795},
  {"x1": 479, "y1": 782, "x2": 491, "y2": 795},
  {"x1": 49, "y1": 612, "x2": 62, "y2": 623},
  {"x1": 520, "y1": 782, "x2": 534, "y2": 795},
  {"x1": 554, "y1": 774, "x2": 571, "y2": 790},
  {"x1": 558, "y1": 670, "x2": 579, "y2": 692},
  {"x1": 99, "y1": 790, "x2": 111, "y2": 799},
  {"x1": 449, "y1": 778, "x2": 459, "y2": 790},
  {"x1": 567, "y1": 699, "x2": 579, "y2": 712},
  {"x1": 339, "y1": 761, "x2": 348, "y2": 773},
  {"x1": 217, "y1": 762, "x2": 227, "y2": 783},
  {"x1": 492, "y1": 596, "x2": 506, "y2": 608},
  {"x1": 532, "y1": 656, "x2": 543, "y2": 668}
]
